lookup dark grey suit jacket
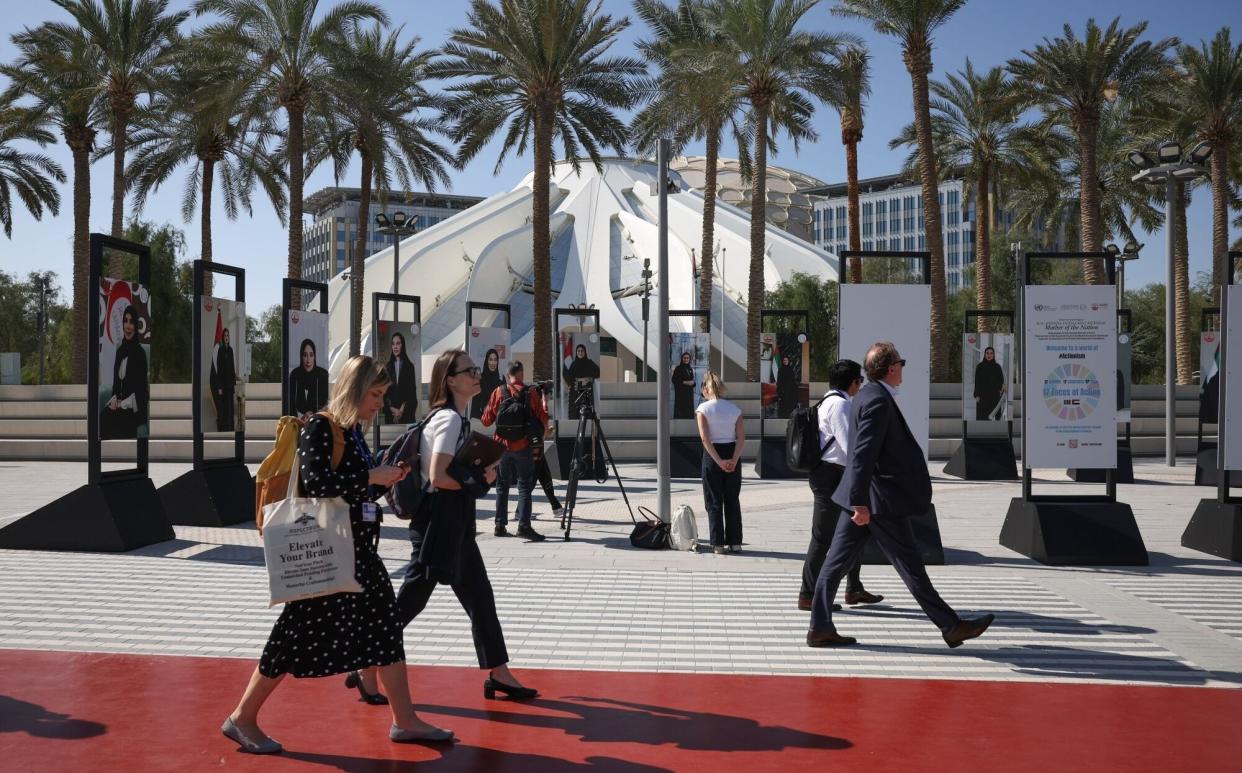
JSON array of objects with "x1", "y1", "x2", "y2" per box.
[{"x1": 831, "y1": 381, "x2": 931, "y2": 518}]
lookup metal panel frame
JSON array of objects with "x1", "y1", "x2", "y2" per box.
[{"x1": 192, "y1": 261, "x2": 246, "y2": 469}]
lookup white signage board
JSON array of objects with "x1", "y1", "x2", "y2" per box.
[
  {"x1": 1223, "y1": 286, "x2": 1242, "y2": 469},
  {"x1": 1023, "y1": 285, "x2": 1116, "y2": 469},
  {"x1": 839, "y1": 284, "x2": 931, "y2": 458}
]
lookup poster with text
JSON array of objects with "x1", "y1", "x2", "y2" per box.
[
  {"x1": 467, "y1": 326, "x2": 510, "y2": 420},
  {"x1": 559, "y1": 330, "x2": 600, "y2": 419},
  {"x1": 760, "y1": 331, "x2": 810, "y2": 419},
  {"x1": 286, "y1": 309, "x2": 329, "y2": 420},
  {"x1": 961, "y1": 332, "x2": 1013, "y2": 421},
  {"x1": 1117, "y1": 332, "x2": 1132, "y2": 423},
  {"x1": 98, "y1": 278, "x2": 152, "y2": 440},
  {"x1": 1200, "y1": 330, "x2": 1220, "y2": 424},
  {"x1": 1023, "y1": 285, "x2": 1116, "y2": 469},
  {"x1": 200, "y1": 297, "x2": 247, "y2": 433},
  {"x1": 839, "y1": 284, "x2": 932, "y2": 458},
  {"x1": 1223, "y1": 286, "x2": 1242, "y2": 469},
  {"x1": 669, "y1": 331, "x2": 712, "y2": 419},
  {"x1": 375, "y1": 319, "x2": 421, "y2": 424}
]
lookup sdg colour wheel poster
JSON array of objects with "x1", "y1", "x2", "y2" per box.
[
  {"x1": 1223, "y1": 286, "x2": 1242, "y2": 470},
  {"x1": 1023, "y1": 285, "x2": 1117, "y2": 469}
]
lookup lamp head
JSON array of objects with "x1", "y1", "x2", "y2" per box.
[
  {"x1": 392, "y1": 211, "x2": 407, "y2": 227},
  {"x1": 1188, "y1": 141, "x2": 1213, "y2": 165},
  {"x1": 375, "y1": 213, "x2": 390, "y2": 227},
  {"x1": 1127, "y1": 151, "x2": 1155, "y2": 171},
  {"x1": 1157, "y1": 141, "x2": 1182, "y2": 164},
  {"x1": 1124, "y1": 241, "x2": 1143, "y2": 257},
  {"x1": 1104, "y1": 243, "x2": 1121, "y2": 257}
]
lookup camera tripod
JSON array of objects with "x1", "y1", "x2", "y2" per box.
[{"x1": 559, "y1": 401, "x2": 635, "y2": 541}]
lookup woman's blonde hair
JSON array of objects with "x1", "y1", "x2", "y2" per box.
[
  {"x1": 701, "y1": 371, "x2": 726, "y2": 399},
  {"x1": 323, "y1": 355, "x2": 390, "y2": 427}
]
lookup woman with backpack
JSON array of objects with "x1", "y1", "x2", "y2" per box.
[
  {"x1": 695, "y1": 371, "x2": 745, "y2": 554},
  {"x1": 223, "y1": 356, "x2": 453, "y2": 755},
  {"x1": 393, "y1": 348, "x2": 539, "y2": 701}
]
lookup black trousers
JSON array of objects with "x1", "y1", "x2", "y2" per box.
[
  {"x1": 801, "y1": 462, "x2": 864, "y2": 598},
  {"x1": 533, "y1": 451, "x2": 561, "y2": 510},
  {"x1": 810, "y1": 509, "x2": 959, "y2": 634},
  {"x1": 395, "y1": 527, "x2": 510, "y2": 669},
  {"x1": 702, "y1": 443, "x2": 742, "y2": 546}
]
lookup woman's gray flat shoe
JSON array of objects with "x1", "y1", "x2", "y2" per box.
[
  {"x1": 221, "y1": 717, "x2": 283, "y2": 754},
  {"x1": 389, "y1": 724, "x2": 455, "y2": 743}
]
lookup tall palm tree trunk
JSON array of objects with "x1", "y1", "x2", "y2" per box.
[
  {"x1": 1077, "y1": 118, "x2": 1105, "y2": 284},
  {"x1": 1210, "y1": 144, "x2": 1230, "y2": 303},
  {"x1": 1173, "y1": 181, "x2": 1193, "y2": 384},
  {"x1": 200, "y1": 156, "x2": 215, "y2": 297},
  {"x1": 531, "y1": 102, "x2": 554, "y2": 382},
  {"x1": 699, "y1": 126, "x2": 720, "y2": 334},
  {"x1": 350, "y1": 150, "x2": 373, "y2": 357},
  {"x1": 107, "y1": 101, "x2": 130, "y2": 277},
  {"x1": 845, "y1": 135, "x2": 862, "y2": 283},
  {"x1": 67, "y1": 128, "x2": 94, "y2": 383},
  {"x1": 286, "y1": 102, "x2": 306, "y2": 306},
  {"x1": 910, "y1": 63, "x2": 948, "y2": 381},
  {"x1": 974, "y1": 166, "x2": 992, "y2": 333},
  {"x1": 746, "y1": 107, "x2": 770, "y2": 382}
]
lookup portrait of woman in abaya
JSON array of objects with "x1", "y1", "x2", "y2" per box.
[
  {"x1": 100, "y1": 305, "x2": 150, "y2": 440},
  {"x1": 775, "y1": 354, "x2": 799, "y2": 419},
  {"x1": 672, "y1": 352, "x2": 696, "y2": 419},
  {"x1": 288, "y1": 338, "x2": 330, "y2": 420},
  {"x1": 562, "y1": 343, "x2": 600, "y2": 387},
  {"x1": 973, "y1": 347, "x2": 1007, "y2": 421},
  {"x1": 384, "y1": 331, "x2": 419, "y2": 424},
  {"x1": 210, "y1": 327, "x2": 237, "y2": 431},
  {"x1": 471, "y1": 348, "x2": 503, "y2": 419}
]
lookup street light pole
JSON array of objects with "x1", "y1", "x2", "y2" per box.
[
  {"x1": 375, "y1": 211, "x2": 417, "y2": 321},
  {"x1": 36, "y1": 275, "x2": 48, "y2": 386},
  {"x1": 640, "y1": 258, "x2": 652, "y2": 381},
  {"x1": 656, "y1": 138, "x2": 671, "y2": 524},
  {"x1": 718, "y1": 247, "x2": 726, "y2": 375}
]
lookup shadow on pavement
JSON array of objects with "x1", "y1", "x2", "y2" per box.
[
  {"x1": 282, "y1": 747, "x2": 675, "y2": 772},
  {"x1": 0, "y1": 695, "x2": 107, "y2": 740}
]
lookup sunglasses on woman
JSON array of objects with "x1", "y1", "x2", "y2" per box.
[{"x1": 450, "y1": 365, "x2": 481, "y2": 377}]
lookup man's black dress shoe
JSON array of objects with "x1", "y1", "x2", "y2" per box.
[
  {"x1": 517, "y1": 525, "x2": 546, "y2": 542},
  {"x1": 844, "y1": 590, "x2": 885, "y2": 605},
  {"x1": 494, "y1": 525, "x2": 510, "y2": 537},
  {"x1": 943, "y1": 614, "x2": 995, "y2": 648},
  {"x1": 806, "y1": 629, "x2": 857, "y2": 647}
]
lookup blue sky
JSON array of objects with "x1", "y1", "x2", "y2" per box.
[{"x1": 2, "y1": 0, "x2": 1237, "y2": 312}]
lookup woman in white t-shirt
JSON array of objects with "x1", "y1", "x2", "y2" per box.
[
  {"x1": 695, "y1": 371, "x2": 745, "y2": 554},
  {"x1": 392, "y1": 348, "x2": 538, "y2": 702}
]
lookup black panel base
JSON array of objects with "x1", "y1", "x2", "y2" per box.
[
  {"x1": 0, "y1": 477, "x2": 173, "y2": 552},
  {"x1": 859, "y1": 504, "x2": 945, "y2": 566},
  {"x1": 1194, "y1": 445, "x2": 1239, "y2": 487},
  {"x1": 670, "y1": 437, "x2": 702, "y2": 479},
  {"x1": 753, "y1": 437, "x2": 808, "y2": 479},
  {"x1": 1067, "y1": 444, "x2": 1134, "y2": 483},
  {"x1": 999, "y1": 497, "x2": 1147, "y2": 565},
  {"x1": 1181, "y1": 499, "x2": 1242, "y2": 562},
  {"x1": 943, "y1": 438, "x2": 1019, "y2": 480},
  {"x1": 158, "y1": 464, "x2": 255, "y2": 527}
]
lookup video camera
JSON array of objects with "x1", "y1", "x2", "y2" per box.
[
  {"x1": 529, "y1": 379, "x2": 554, "y2": 395},
  {"x1": 569, "y1": 378, "x2": 596, "y2": 414}
]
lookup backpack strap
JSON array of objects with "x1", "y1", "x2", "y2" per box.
[
  {"x1": 815, "y1": 390, "x2": 848, "y2": 459},
  {"x1": 316, "y1": 411, "x2": 346, "y2": 471}
]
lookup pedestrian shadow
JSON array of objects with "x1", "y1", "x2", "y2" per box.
[
  {"x1": 418, "y1": 696, "x2": 851, "y2": 754},
  {"x1": 842, "y1": 606, "x2": 1157, "y2": 636},
  {"x1": 0, "y1": 695, "x2": 107, "y2": 740},
  {"x1": 281, "y1": 746, "x2": 674, "y2": 772}
]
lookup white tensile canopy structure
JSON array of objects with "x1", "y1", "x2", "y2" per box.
[{"x1": 324, "y1": 157, "x2": 839, "y2": 378}]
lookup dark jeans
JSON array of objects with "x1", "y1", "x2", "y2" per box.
[
  {"x1": 395, "y1": 524, "x2": 510, "y2": 669},
  {"x1": 810, "y1": 511, "x2": 959, "y2": 635},
  {"x1": 533, "y1": 451, "x2": 561, "y2": 510},
  {"x1": 801, "y1": 462, "x2": 863, "y2": 598},
  {"x1": 702, "y1": 443, "x2": 742, "y2": 546},
  {"x1": 495, "y1": 447, "x2": 534, "y2": 528}
]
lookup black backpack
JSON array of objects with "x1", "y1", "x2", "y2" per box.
[
  {"x1": 495, "y1": 385, "x2": 533, "y2": 441},
  {"x1": 785, "y1": 391, "x2": 840, "y2": 472},
  {"x1": 380, "y1": 408, "x2": 458, "y2": 519}
]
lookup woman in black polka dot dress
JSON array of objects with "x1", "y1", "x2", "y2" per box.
[{"x1": 222, "y1": 356, "x2": 453, "y2": 754}]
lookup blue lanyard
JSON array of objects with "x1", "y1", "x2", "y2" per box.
[{"x1": 350, "y1": 426, "x2": 375, "y2": 469}]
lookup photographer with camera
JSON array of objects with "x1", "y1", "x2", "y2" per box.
[{"x1": 482, "y1": 361, "x2": 547, "y2": 541}]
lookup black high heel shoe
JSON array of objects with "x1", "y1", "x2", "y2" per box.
[
  {"x1": 344, "y1": 671, "x2": 389, "y2": 705},
  {"x1": 483, "y1": 676, "x2": 538, "y2": 701}
]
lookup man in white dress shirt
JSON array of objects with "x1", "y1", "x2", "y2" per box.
[{"x1": 798, "y1": 360, "x2": 884, "y2": 611}]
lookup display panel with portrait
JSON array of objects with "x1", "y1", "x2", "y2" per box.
[
  {"x1": 760, "y1": 331, "x2": 809, "y2": 419},
  {"x1": 467, "y1": 326, "x2": 510, "y2": 419},
  {"x1": 286, "y1": 309, "x2": 329, "y2": 421},
  {"x1": 559, "y1": 330, "x2": 601, "y2": 419},
  {"x1": 668, "y1": 331, "x2": 711, "y2": 419},
  {"x1": 1201, "y1": 330, "x2": 1220, "y2": 423},
  {"x1": 375, "y1": 319, "x2": 421, "y2": 424},
  {"x1": 98, "y1": 278, "x2": 152, "y2": 440},
  {"x1": 961, "y1": 332, "x2": 1014, "y2": 422},
  {"x1": 201, "y1": 297, "x2": 247, "y2": 433}
]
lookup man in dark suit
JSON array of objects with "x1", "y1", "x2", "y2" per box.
[{"x1": 807, "y1": 341, "x2": 994, "y2": 648}]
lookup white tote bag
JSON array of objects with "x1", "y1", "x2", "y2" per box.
[
  {"x1": 670, "y1": 504, "x2": 699, "y2": 551},
  {"x1": 261, "y1": 463, "x2": 362, "y2": 606}
]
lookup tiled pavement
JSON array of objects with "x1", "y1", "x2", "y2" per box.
[{"x1": 1, "y1": 459, "x2": 1240, "y2": 689}]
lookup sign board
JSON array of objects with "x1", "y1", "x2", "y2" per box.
[
  {"x1": 286, "y1": 309, "x2": 329, "y2": 421},
  {"x1": 1023, "y1": 285, "x2": 1116, "y2": 468},
  {"x1": 962, "y1": 332, "x2": 1013, "y2": 421},
  {"x1": 98, "y1": 277, "x2": 152, "y2": 440},
  {"x1": 1224, "y1": 286, "x2": 1242, "y2": 470},
  {"x1": 200, "y1": 296, "x2": 247, "y2": 433},
  {"x1": 1117, "y1": 331, "x2": 1132, "y2": 423},
  {"x1": 468, "y1": 325, "x2": 510, "y2": 419},
  {"x1": 669, "y1": 331, "x2": 711, "y2": 419},
  {"x1": 376, "y1": 319, "x2": 422, "y2": 424},
  {"x1": 839, "y1": 284, "x2": 931, "y2": 457},
  {"x1": 1200, "y1": 330, "x2": 1220, "y2": 424}
]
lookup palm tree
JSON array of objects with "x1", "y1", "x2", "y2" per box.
[
  {"x1": 2, "y1": 25, "x2": 104, "y2": 382},
  {"x1": 631, "y1": 0, "x2": 747, "y2": 334},
  {"x1": 0, "y1": 94, "x2": 66, "y2": 238},
  {"x1": 891, "y1": 61, "x2": 1028, "y2": 329},
  {"x1": 123, "y1": 36, "x2": 288, "y2": 295},
  {"x1": 710, "y1": 0, "x2": 855, "y2": 381},
  {"x1": 435, "y1": 0, "x2": 643, "y2": 381},
  {"x1": 194, "y1": 0, "x2": 388, "y2": 295},
  {"x1": 825, "y1": 45, "x2": 869, "y2": 283},
  {"x1": 1007, "y1": 18, "x2": 1175, "y2": 284},
  {"x1": 49, "y1": 0, "x2": 188, "y2": 245},
  {"x1": 1177, "y1": 28, "x2": 1242, "y2": 301},
  {"x1": 833, "y1": 0, "x2": 964, "y2": 382},
  {"x1": 310, "y1": 24, "x2": 455, "y2": 356}
]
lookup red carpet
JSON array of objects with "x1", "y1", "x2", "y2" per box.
[{"x1": 0, "y1": 649, "x2": 1238, "y2": 771}]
